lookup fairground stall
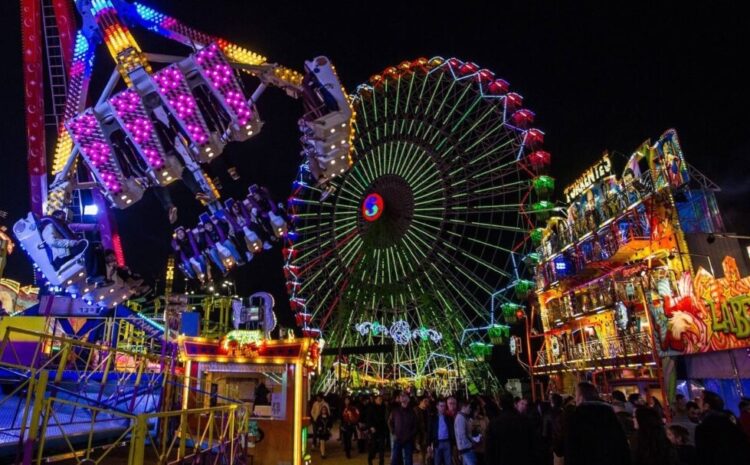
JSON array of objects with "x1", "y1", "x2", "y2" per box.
[
  {"x1": 178, "y1": 332, "x2": 320, "y2": 465},
  {"x1": 531, "y1": 129, "x2": 749, "y2": 408}
]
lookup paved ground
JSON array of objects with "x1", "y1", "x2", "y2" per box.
[
  {"x1": 307, "y1": 436, "x2": 391, "y2": 465},
  {"x1": 48, "y1": 429, "x2": 434, "y2": 465},
  {"x1": 306, "y1": 436, "x2": 429, "y2": 465}
]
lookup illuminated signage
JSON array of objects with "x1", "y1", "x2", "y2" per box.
[{"x1": 563, "y1": 154, "x2": 612, "y2": 203}]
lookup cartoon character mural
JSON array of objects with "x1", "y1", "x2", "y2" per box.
[{"x1": 649, "y1": 256, "x2": 750, "y2": 354}]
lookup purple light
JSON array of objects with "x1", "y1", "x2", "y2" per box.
[
  {"x1": 153, "y1": 64, "x2": 210, "y2": 147},
  {"x1": 194, "y1": 44, "x2": 253, "y2": 126},
  {"x1": 67, "y1": 112, "x2": 121, "y2": 195},
  {"x1": 108, "y1": 89, "x2": 167, "y2": 171}
]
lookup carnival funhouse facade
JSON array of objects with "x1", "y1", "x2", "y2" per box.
[{"x1": 531, "y1": 129, "x2": 750, "y2": 411}]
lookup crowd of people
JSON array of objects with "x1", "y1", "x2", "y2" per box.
[{"x1": 307, "y1": 383, "x2": 750, "y2": 465}]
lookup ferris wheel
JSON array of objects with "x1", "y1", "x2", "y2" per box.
[{"x1": 285, "y1": 57, "x2": 551, "y2": 392}]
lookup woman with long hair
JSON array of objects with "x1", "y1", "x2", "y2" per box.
[
  {"x1": 315, "y1": 405, "x2": 333, "y2": 459},
  {"x1": 631, "y1": 407, "x2": 678, "y2": 465}
]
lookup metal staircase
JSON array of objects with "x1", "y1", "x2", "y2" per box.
[{"x1": 41, "y1": 0, "x2": 69, "y2": 130}]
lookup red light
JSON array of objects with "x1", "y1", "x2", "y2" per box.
[
  {"x1": 362, "y1": 193, "x2": 384, "y2": 222},
  {"x1": 488, "y1": 79, "x2": 510, "y2": 95},
  {"x1": 112, "y1": 233, "x2": 126, "y2": 267}
]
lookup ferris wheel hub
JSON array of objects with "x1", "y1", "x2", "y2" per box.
[{"x1": 358, "y1": 174, "x2": 415, "y2": 249}]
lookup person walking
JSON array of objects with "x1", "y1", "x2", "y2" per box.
[
  {"x1": 739, "y1": 398, "x2": 750, "y2": 441},
  {"x1": 367, "y1": 395, "x2": 389, "y2": 465},
  {"x1": 485, "y1": 394, "x2": 534, "y2": 465},
  {"x1": 666, "y1": 424, "x2": 696, "y2": 465},
  {"x1": 455, "y1": 401, "x2": 479, "y2": 465},
  {"x1": 341, "y1": 396, "x2": 361, "y2": 459},
  {"x1": 311, "y1": 394, "x2": 330, "y2": 447},
  {"x1": 428, "y1": 399, "x2": 455, "y2": 465},
  {"x1": 389, "y1": 393, "x2": 418, "y2": 465},
  {"x1": 541, "y1": 393, "x2": 564, "y2": 465},
  {"x1": 471, "y1": 402, "x2": 490, "y2": 465},
  {"x1": 358, "y1": 395, "x2": 372, "y2": 454},
  {"x1": 564, "y1": 382, "x2": 630, "y2": 465},
  {"x1": 695, "y1": 390, "x2": 750, "y2": 465},
  {"x1": 315, "y1": 405, "x2": 333, "y2": 458},
  {"x1": 414, "y1": 397, "x2": 431, "y2": 465},
  {"x1": 630, "y1": 406, "x2": 677, "y2": 465}
]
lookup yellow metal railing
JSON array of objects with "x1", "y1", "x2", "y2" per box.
[
  {"x1": 0, "y1": 328, "x2": 249, "y2": 465},
  {"x1": 32, "y1": 396, "x2": 249, "y2": 465}
]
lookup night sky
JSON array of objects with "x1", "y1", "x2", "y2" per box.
[{"x1": 1, "y1": 1, "x2": 748, "y2": 328}]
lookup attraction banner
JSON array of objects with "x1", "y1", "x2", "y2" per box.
[{"x1": 648, "y1": 255, "x2": 750, "y2": 355}]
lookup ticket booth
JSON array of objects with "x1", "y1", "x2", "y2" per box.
[{"x1": 178, "y1": 332, "x2": 318, "y2": 465}]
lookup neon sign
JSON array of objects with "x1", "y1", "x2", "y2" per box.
[
  {"x1": 563, "y1": 154, "x2": 612, "y2": 203},
  {"x1": 362, "y1": 193, "x2": 384, "y2": 222}
]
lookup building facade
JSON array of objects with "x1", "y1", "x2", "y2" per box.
[{"x1": 531, "y1": 129, "x2": 749, "y2": 407}]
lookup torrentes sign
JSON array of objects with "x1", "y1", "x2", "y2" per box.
[
  {"x1": 563, "y1": 154, "x2": 612, "y2": 203},
  {"x1": 649, "y1": 256, "x2": 750, "y2": 355}
]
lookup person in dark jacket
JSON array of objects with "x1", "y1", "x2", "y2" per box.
[
  {"x1": 694, "y1": 390, "x2": 750, "y2": 465},
  {"x1": 429, "y1": 399, "x2": 455, "y2": 465},
  {"x1": 564, "y1": 382, "x2": 630, "y2": 465},
  {"x1": 667, "y1": 424, "x2": 696, "y2": 465},
  {"x1": 414, "y1": 397, "x2": 431, "y2": 465},
  {"x1": 740, "y1": 398, "x2": 750, "y2": 441},
  {"x1": 341, "y1": 396, "x2": 361, "y2": 458},
  {"x1": 485, "y1": 394, "x2": 534, "y2": 465},
  {"x1": 389, "y1": 393, "x2": 418, "y2": 465},
  {"x1": 358, "y1": 396, "x2": 372, "y2": 453},
  {"x1": 541, "y1": 393, "x2": 564, "y2": 465},
  {"x1": 315, "y1": 405, "x2": 334, "y2": 458},
  {"x1": 613, "y1": 400, "x2": 636, "y2": 443},
  {"x1": 630, "y1": 406, "x2": 677, "y2": 465},
  {"x1": 366, "y1": 395, "x2": 389, "y2": 465}
]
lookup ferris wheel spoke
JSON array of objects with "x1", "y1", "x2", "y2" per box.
[
  {"x1": 438, "y1": 85, "x2": 474, "y2": 127},
  {"x1": 400, "y1": 231, "x2": 430, "y2": 264},
  {"x1": 448, "y1": 202, "x2": 526, "y2": 213},
  {"x1": 429, "y1": 78, "x2": 460, "y2": 123},
  {"x1": 445, "y1": 230, "x2": 515, "y2": 255},
  {"x1": 395, "y1": 244, "x2": 420, "y2": 277},
  {"x1": 432, "y1": 280, "x2": 484, "y2": 327},
  {"x1": 333, "y1": 190, "x2": 361, "y2": 208},
  {"x1": 394, "y1": 141, "x2": 426, "y2": 180},
  {"x1": 420, "y1": 72, "x2": 447, "y2": 123},
  {"x1": 357, "y1": 96, "x2": 376, "y2": 149},
  {"x1": 377, "y1": 144, "x2": 388, "y2": 177},
  {"x1": 444, "y1": 218, "x2": 524, "y2": 233},
  {"x1": 392, "y1": 145, "x2": 422, "y2": 182},
  {"x1": 413, "y1": 195, "x2": 445, "y2": 207},
  {"x1": 409, "y1": 167, "x2": 442, "y2": 196},
  {"x1": 358, "y1": 151, "x2": 378, "y2": 184},
  {"x1": 384, "y1": 80, "x2": 392, "y2": 127},
  {"x1": 410, "y1": 217, "x2": 443, "y2": 234},
  {"x1": 399, "y1": 73, "x2": 417, "y2": 131},
  {"x1": 444, "y1": 268, "x2": 485, "y2": 316},
  {"x1": 348, "y1": 168, "x2": 371, "y2": 193},
  {"x1": 410, "y1": 175, "x2": 444, "y2": 199},
  {"x1": 444, "y1": 238, "x2": 514, "y2": 280},
  {"x1": 450, "y1": 101, "x2": 497, "y2": 136},
  {"x1": 447, "y1": 181, "x2": 527, "y2": 204}
]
